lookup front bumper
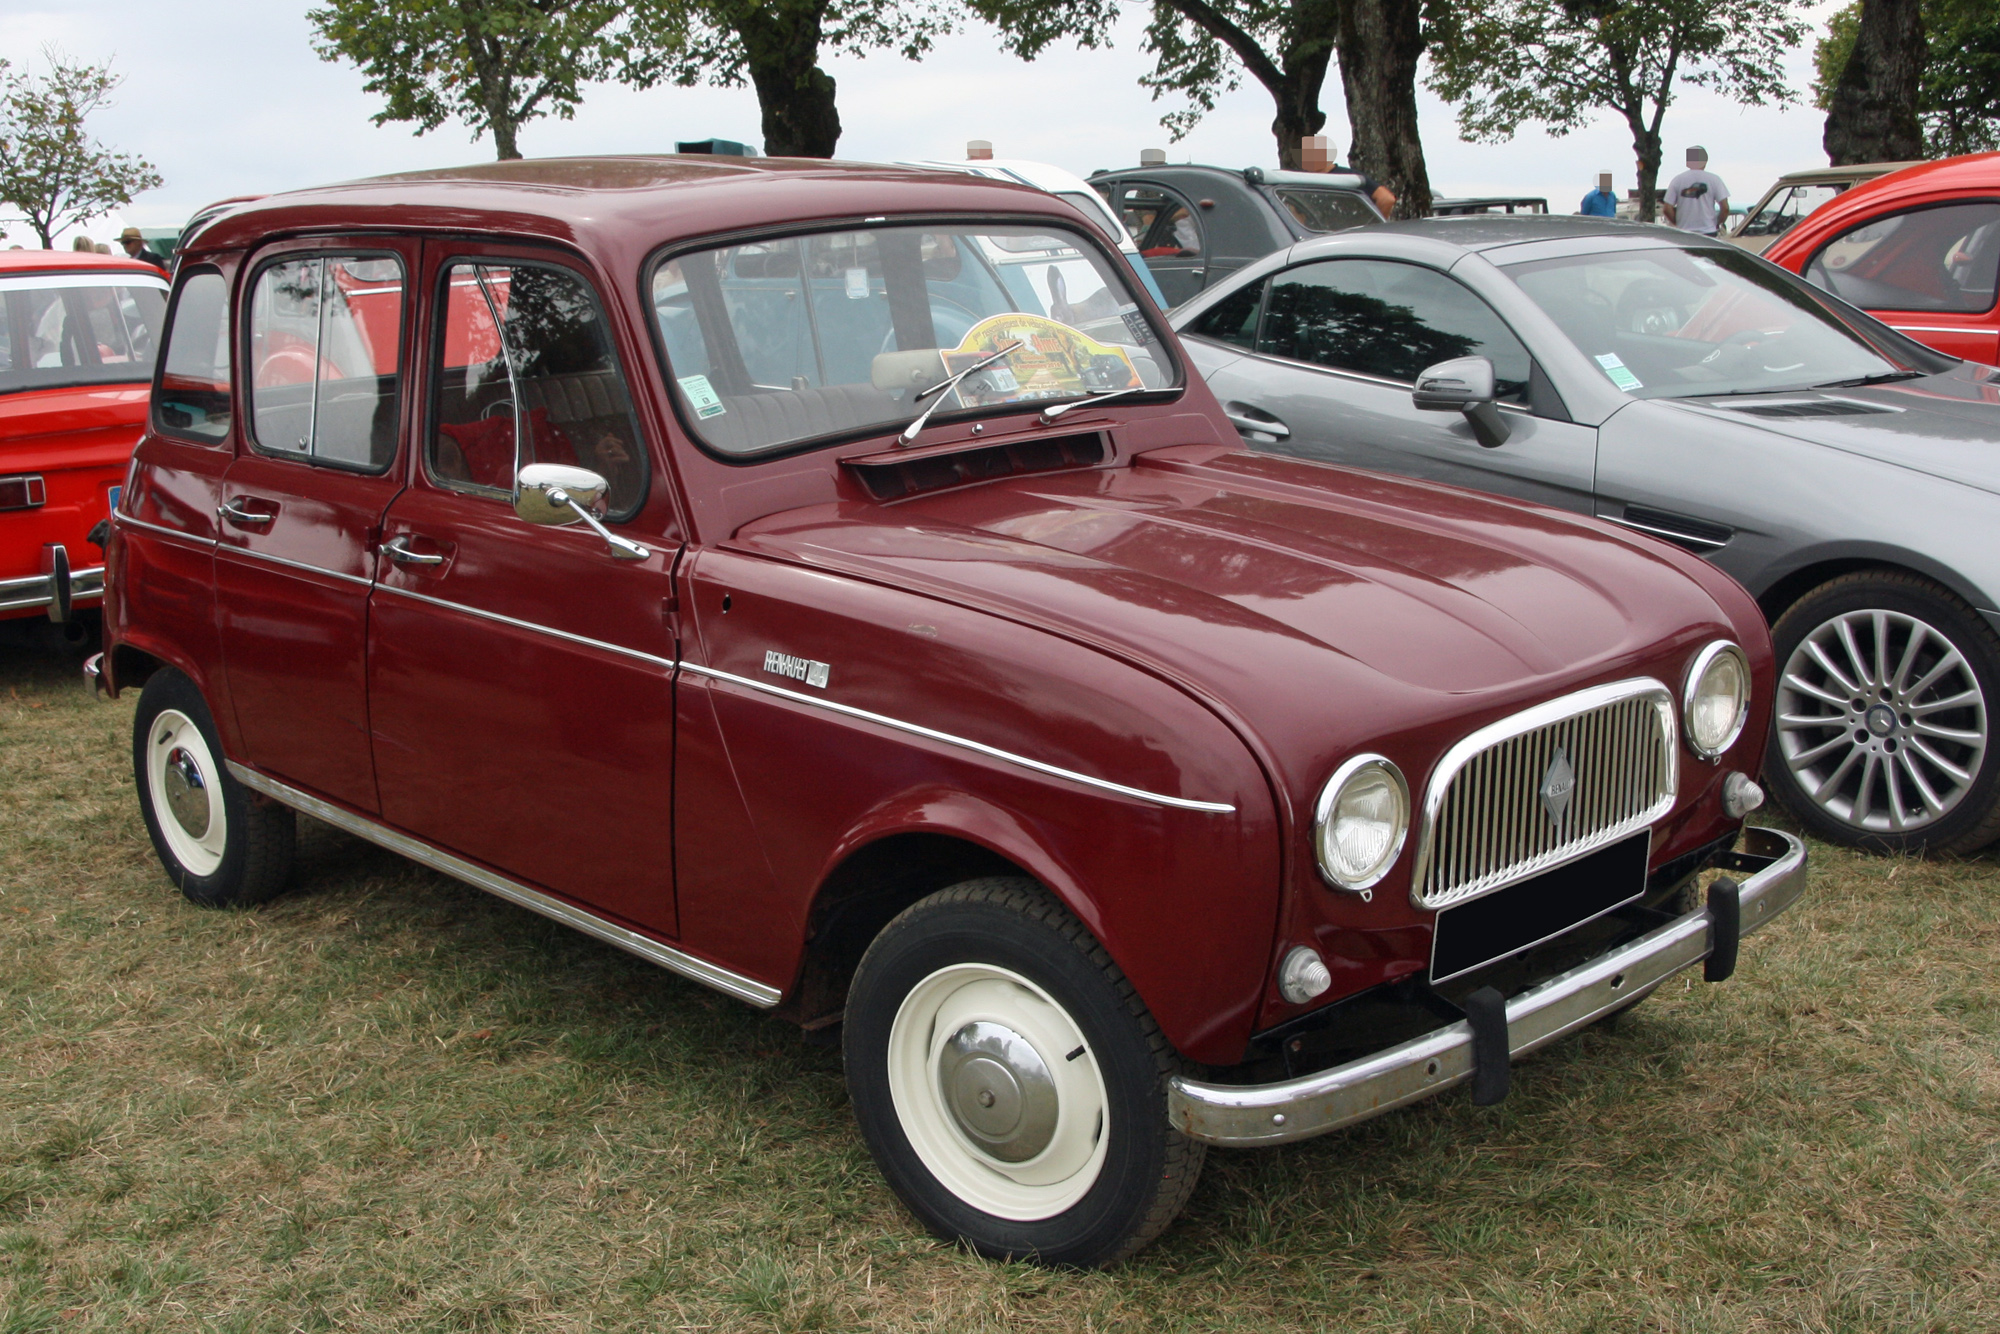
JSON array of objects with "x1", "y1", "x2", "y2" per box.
[{"x1": 1168, "y1": 825, "x2": 1806, "y2": 1147}]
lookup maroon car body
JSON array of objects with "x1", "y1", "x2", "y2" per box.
[{"x1": 97, "y1": 157, "x2": 1804, "y2": 1265}]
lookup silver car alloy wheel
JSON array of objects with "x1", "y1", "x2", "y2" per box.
[{"x1": 1776, "y1": 608, "x2": 1988, "y2": 834}]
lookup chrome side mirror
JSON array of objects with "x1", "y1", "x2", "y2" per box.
[
  {"x1": 514, "y1": 463, "x2": 650, "y2": 561},
  {"x1": 1412, "y1": 356, "x2": 1511, "y2": 448}
]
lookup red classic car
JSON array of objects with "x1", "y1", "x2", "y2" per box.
[
  {"x1": 1765, "y1": 153, "x2": 2000, "y2": 363},
  {"x1": 95, "y1": 157, "x2": 1805, "y2": 1266},
  {"x1": 1, "y1": 249, "x2": 168, "y2": 634}
]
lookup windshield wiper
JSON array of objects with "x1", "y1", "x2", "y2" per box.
[
  {"x1": 1038, "y1": 385, "x2": 1145, "y2": 424},
  {"x1": 899, "y1": 341, "x2": 1022, "y2": 446},
  {"x1": 1811, "y1": 370, "x2": 1929, "y2": 389}
]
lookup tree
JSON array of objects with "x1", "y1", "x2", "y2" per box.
[
  {"x1": 1335, "y1": 0, "x2": 1431, "y2": 215},
  {"x1": 631, "y1": 0, "x2": 955, "y2": 158},
  {"x1": 308, "y1": 0, "x2": 643, "y2": 160},
  {"x1": 1815, "y1": 0, "x2": 2000, "y2": 157},
  {"x1": 1822, "y1": 0, "x2": 1925, "y2": 164},
  {"x1": 1429, "y1": 0, "x2": 1809, "y2": 222},
  {"x1": 0, "y1": 53, "x2": 161, "y2": 249}
]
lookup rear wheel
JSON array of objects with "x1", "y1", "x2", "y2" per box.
[
  {"x1": 1767, "y1": 572, "x2": 2000, "y2": 855},
  {"x1": 844, "y1": 878, "x2": 1204, "y2": 1267},
  {"x1": 132, "y1": 669, "x2": 294, "y2": 906}
]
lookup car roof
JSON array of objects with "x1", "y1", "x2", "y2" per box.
[
  {"x1": 1769, "y1": 161, "x2": 1923, "y2": 187},
  {"x1": 188, "y1": 155, "x2": 1087, "y2": 259},
  {"x1": 1089, "y1": 163, "x2": 1372, "y2": 194},
  {"x1": 1819, "y1": 151, "x2": 2000, "y2": 209},
  {"x1": 1357, "y1": 213, "x2": 1690, "y2": 251},
  {"x1": 0, "y1": 249, "x2": 167, "y2": 278}
]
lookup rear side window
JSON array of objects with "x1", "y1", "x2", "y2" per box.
[
  {"x1": 1274, "y1": 189, "x2": 1378, "y2": 233},
  {"x1": 1, "y1": 273, "x2": 166, "y2": 396},
  {"x1": 1806, "y1": 201, "x2": 2000, "y2": 313},
  {"x1": 1185, "y1": 280, "x2": 1263, "y2": 350},
  {"x1": 429, "y1": 260, "x2": 647, "y2": 519},
  {"x1": 247, "y1": 254, "x2": 404, "y2": 470},
  {"x1": 154, "y1": 269, "x2": 232, "y2": 442}
]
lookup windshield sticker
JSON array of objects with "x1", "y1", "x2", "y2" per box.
[
  {"x1": 845, "y1": 267, "x2": 869, "y2": 300},
  {"x1": 678, "y1": 373, "x2": 727, "y2": 419},
  {"x1": 945, "y1": 313, "x2": 1142, "y2": 406},
  {"x1": 1594, "y1": 353, "x2": 1643, "y2": 392},
  {"x1": 1117, "y1": 302, "x2": 1154, "y2": 346}
]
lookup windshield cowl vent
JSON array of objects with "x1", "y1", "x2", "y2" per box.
[
  {"x1": 1728, "y1": 399, "x2": 1898, "y2": 419},
  {"x1": 842, "y1": 431, "x2": 1109, "y2": 501}
]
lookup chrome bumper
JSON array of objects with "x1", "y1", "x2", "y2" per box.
[
  {"x1": 0, "y1": 557, "x2": 104, "y2": 618},
  {"x1": 1168, "y1": 825, "x2": 1807, "y2": 1147}
]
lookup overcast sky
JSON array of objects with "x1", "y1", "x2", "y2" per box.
[{"x1": 3, "y1": 0, "x2": 1842, "y2": 244}]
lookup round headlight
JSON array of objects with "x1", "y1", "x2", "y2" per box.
[
  {"x1": 1314, "y1": 755, "x2": 1409, "y2": 893},
  {"x1": 1684, "y1": 640, "x2": 1751, "y2": 759}
]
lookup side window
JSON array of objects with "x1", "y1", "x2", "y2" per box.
[
  {"x1": 247, "y1": 254, "x2": 404, "y2": 470},
  {"x1": 1122, "y1": 187, "x2": 1202, "y2": 258},
  {"x1": 430, "y1": 260, "x2": 647, "y2": 519},
  {"x1": 1258, "y1": 259, "x2": 1532, "y2": 401},
  {"x1": 1185, "y1": 279, "x2": 1263, "y2": 350},
  {"x1": 1806, "y1": 201, "x2": 2000, "y2": 313},
  {"x1": 154, "y1": 269, "x2": 233, "y2": 443}
]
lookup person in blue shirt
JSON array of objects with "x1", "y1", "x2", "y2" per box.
[{"x1": 1579, "y1": 172, "x2": 1619, "y2": 217}]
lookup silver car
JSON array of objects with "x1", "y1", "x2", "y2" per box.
[{"x1": 1174, "y1": 215, "x2": 2000, "y2": 856}]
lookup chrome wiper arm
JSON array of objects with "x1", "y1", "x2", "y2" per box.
[
  {"x1": 900, "y1": 341, "x2": 1021, "y2": 446},
  {"x1": 1038, "y1": 385, "x2": 1144, "y2": 424}
]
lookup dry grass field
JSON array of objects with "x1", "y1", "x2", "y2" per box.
[{"x1": 2, "y1": 643, "x2": 1997, "y2": 1333}]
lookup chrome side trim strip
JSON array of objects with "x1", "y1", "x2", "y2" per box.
[
  {"x1": 114, "y1": 512, "x2": 218, "y2": 548},
  {"x1": 680, "y1": 659, "x2": 1238, "y2": 814},
  {"x1": 372, "y1": 582, "x2": 677, "y2": 671},
  {"x1": 225, "y1": 761, "x2": 782, "y2": 1008},
  {"x1": 1889, "y1": 325, "x2": 1980, "y2": 335},
  {"x1": 215, "y1": 541, "x2": 373, "y2": 589},
  {"x1": 1168, "y1": 825, "x2": 1806, "y2": 1146},
  {"x1": 1603, "y1": 514, "x2": 1728, "y2": 551}
]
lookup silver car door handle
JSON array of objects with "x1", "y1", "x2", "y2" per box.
[
  {"x1": 216, "y1": 498, "x2": 274, "y2": 525},
  {"x1": 1225, "y1": 406, "x2": 1290, "y2": 439},
  {"x1": 382, "y1": 535, "x2": 446, "y2": 566}
]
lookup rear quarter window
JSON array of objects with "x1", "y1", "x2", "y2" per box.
[{"x1": 153, "y1": 268, "x2": 233, "y2": 443}]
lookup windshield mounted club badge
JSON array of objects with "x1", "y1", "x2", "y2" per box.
[{"x1": 1540, "y1": 746, "x2": 1576, "y2": 828}]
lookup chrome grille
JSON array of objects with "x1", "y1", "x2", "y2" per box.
[{"x1": 1412, "y1": 679, "x2": 1677, "y2": 911}]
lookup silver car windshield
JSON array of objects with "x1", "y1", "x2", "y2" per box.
[
  {"x1": 1504, "y1": 245, "x2": 1933, "y2": 399},
  {"x1": 651, "y1": 223, "x2": 1176, "y2": 457}
]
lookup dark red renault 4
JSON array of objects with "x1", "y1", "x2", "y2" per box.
[{"x1": 97, "y1": 157, "x2": 1805, "y2": 1265}]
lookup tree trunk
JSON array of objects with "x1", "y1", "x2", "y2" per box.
[
  {"x1": 1270, "y1": 59, "x2": 1331, "y2": 169},
  {"x1": 1630, "y1": 122, "x2": 1661, "y2": 223},
  {"x1": 1824, "y1": 0, "x2": 1926, "y2": 164},
  {"x1": 490, "y1": 114, "x2": 521, "y2": 161},
  {"x1": 735, "y1": 0, "x2": 841, "y2": 157},
  {"x1": 1335, "y1": 0, "x2": 1431, "y2": 217}
]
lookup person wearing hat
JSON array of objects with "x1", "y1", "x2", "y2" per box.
[
  {"x1": 1662, "y1": 147, "x2": 1729, "y2": 236},
  {"x1": 117, "y1": 226, "x2": 168, "y2": 269}
]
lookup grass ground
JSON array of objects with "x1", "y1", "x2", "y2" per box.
[{"x1": 1, "y1": 644, "x2": 1996, "y2": 1333}]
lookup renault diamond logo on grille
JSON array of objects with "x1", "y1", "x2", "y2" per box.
[{"x1": 1540, "y1": 746, "x2": 1576, "y2": 827}]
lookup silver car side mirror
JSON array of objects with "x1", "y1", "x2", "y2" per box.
[
  {"x1": 1413, "y1": 356, "x2": 1511, "y2": 449},
  {"x1": 514, "y1": 462, "x2": 650, "y2": 561}
]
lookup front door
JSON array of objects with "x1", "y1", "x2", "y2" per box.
[
  {"x1": 215, "y1": 244, "x2": 411, "y2": 812},
  {"x1": 1802, "y1": 199, "x2": 2000, "y2": 363},
  {"x1": 366, "y1": 245, "x2": 683, "y2": 936},
  {"x1": 1188, "y1": 257, "x2": 1599, "y2": 513},
  {"x1": 1118, "y1": 182, "x2": 1209, "y2": 306}
]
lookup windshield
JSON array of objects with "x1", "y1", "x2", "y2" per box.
[
  {"x1": 1503, "y1": 244, "x2": 1941, "y2": 399},
  {"x1": 1, "y1": 272, "x2": 168, "y2": 395},
  {"x1": 650, "y1": 223, "x2": 1176, "y2": 457}
]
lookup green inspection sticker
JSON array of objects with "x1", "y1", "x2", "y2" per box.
[
  {"x1": 678, "y1": 374, "x2": 727, "y2": 419},
  {"x1": 1594, "y1": 353, "x2": 1643, "y2": 391}
]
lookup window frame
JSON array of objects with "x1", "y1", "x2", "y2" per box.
[
  {"x1": 149, "y1": 263, "x2": 234, "y2": 447},
  {"x1": 424, "y1": 251, "x2": 651, "y2": 523},
  {"x1": 1804, "y1": 196, "x2": 2000, "y2": 315},
  {"x1": 640, "y1": 212, "x2": 1185, "y2": 466},
  {"x1": 240, "y1": 246, "x2": 409, "y2": 475}
]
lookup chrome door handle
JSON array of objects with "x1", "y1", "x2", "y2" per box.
[
  {"x1": 217, "y1": 499, "x2": 274, "y2": 525},
  {"x1": 382, "y1": 535, "x2": 446, "y2": 566},
  {"x1": 1224, "y1": 406, "x2": 1290, "y2": 439}
]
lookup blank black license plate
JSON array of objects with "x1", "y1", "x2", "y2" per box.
[{"x1": 1430, "y1": 831, "x2": 1651, "y2": 983}]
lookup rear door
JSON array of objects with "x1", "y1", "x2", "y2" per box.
[
  {"x1": 1116, "y1": 181, "x2": 1209, "y2": 306},
  {"x1": 1803, "y1": 199, "x2": 2000, "y2": 363},
  {"x1": 214, "y1": 242, "x2": 411, "y2": 812}
]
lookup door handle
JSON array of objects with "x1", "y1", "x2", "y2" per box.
[
  {"x1": 382, "y1": 535, "x2": 447, "y2": 566},
  {"x1": 1224, "y1": 404, "x2": 1290, "y2": 439},
  {"x1": 217, "y1": 498, "x2": 274, "y2": 525}
]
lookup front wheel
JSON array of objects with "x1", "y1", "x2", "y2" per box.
[
  {"x1": 843, "y1": 878, "x2": 1204, "y2": 1267},
  {"x1": 1767, "y1": 571, "x2": 2000, "y2": 855}
]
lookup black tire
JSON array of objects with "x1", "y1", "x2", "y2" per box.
[
  {"x1": 843, "y1": 877, "x2": 1205, "y2": 1267},
  {"x1": 1766, "y1": 571, "x2": 2000, "y2": 856},
  {"x1": 132, "y1": 668, "x2": 294, "y2": 906}
]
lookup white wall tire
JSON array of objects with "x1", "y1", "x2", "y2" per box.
[{"x1": 144, "y1": 708, "x2": 228, "y2": 877}]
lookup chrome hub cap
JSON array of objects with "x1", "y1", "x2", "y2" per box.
[
  {"x1": 938, "y1": 1020, "x2": 1059, "y2": 1163},
  {"x1": 885, "y1": 962, "x2": 1109, "y2": 1220},
  {"x1": 1777, "y1": 609, "x2": 1987, "y2": 834},
  {"x1": 145, "y1": 709, "x2": 228, "y2": 877},
  {"x1": 161, "y1": 746, "x2": 211, "y2": 838}
]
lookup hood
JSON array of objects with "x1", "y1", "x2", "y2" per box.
[
  {"x1": 1682, "y1": 365, "x2": 2000, "y2": 496},
  {"x1": 730, "y1": 446, "x2": 1744, "y2": 791}
]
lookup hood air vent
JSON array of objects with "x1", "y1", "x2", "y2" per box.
[
  {"x1": 842, "y1": 432, "x2": 1108, "y2": 501},
  {"x1": 1728, "y1": 399, "x2": 1897, "y2": 419}
]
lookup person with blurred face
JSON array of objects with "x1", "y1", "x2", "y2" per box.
[
  {"x1": 1300, "y1": 135, "x2": 1398, "y2": 217},
  {"x1": 1579, "y1": 171, "x2": 1619, "y2": 217},
  {"x1": 1662, "y1": 147, "x2": 1729, "y2": 235}
]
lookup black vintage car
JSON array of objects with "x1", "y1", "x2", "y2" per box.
[{"x1": 1089, "y1": 163, "x2": 1381, "y2": 307}]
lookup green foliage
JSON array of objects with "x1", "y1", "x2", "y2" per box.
[
  {"x1": 1816, "y1": 0, "x2": 2000, "y2": 155},
  {"x1": 0, "y1": 52, "x2": 161, "y2": 249},
  {"x1": 307, "y1": 0, "x2": 647, "y2": 160},
  {"x1": 638, "y1": 0, "x2": 954, "y2": 93}
]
